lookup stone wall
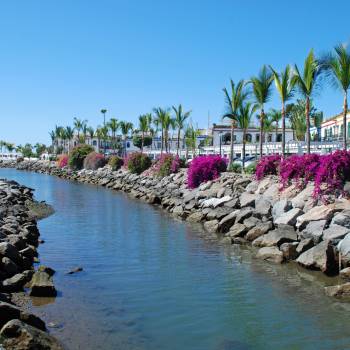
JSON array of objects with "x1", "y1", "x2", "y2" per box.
[{"x1": 3, "y1": 159, "x2": 350, "y2": 299}]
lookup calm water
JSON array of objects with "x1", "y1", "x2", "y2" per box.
[{"x1": 1, "y1": 169, "x2": 350, "y2": 350}]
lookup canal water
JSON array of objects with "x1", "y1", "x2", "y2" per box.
[{"x1": 1, "y1": 168, "x2": 350, "y2": 350}]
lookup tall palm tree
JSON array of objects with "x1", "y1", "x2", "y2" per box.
[
  {"x1": 250, "y1": 65, "x2": 274, "y2": 158},
  {"x1": 153, "y1": 108, "x2": 171, "y2": 153},
  {"x1": 237, "y1": 102, "x2": 258, "y2": 169},
  {"x1": 87, "y1": 127, "x2": 95, "y2": 146},
  {"x1": 293, "y1": 49, "x2": 322, "y2": 154},
  {"x1": 119, "y1": 121, "x2": 133, "y2": 156},
  {"x1": 49, "y1": 131, "x2": 55, "y2": 150},
  {"x1": 101, "y1": 125, "x2": 109, "y2": 156},
  {"x1": 172, "y1": 104, "x2": 191, "y2": 155},
  {"x1": 101, "y1": 109, "x2": 107, "y2": 127},
  {"x1": 223, "y1": 79, "x2": 248, "y2": 165},
  {"x1": 268, "y1": 108, "x2": 282, "y2": 141},
  {"x1": 185, "y1": 124, "x2": 199, "y2": 158},
  {"x1": 65, "y1": 126, "x2": 74, "y2": 153},
  {"x1": 269, "y1": 65, "x2": 295, "y2": 156},
  {"x1": 73, "y1": 118, "x2": 87, "y2": 141},
  {"x1": 138, "y1": 114, "x2": 150, "y2": 152},
  {"x1": 325, "y1": 44, "x2": 350, "y2": 149},
  {"x1": 95, "y1": 127, "x2": 104, "y2": 153},
  {"x1": 107, "y1": 118, "x2": 119, "y2": 154},
  {"x1": 59, "y1": 128, "x2": 67, "y2": 153}
]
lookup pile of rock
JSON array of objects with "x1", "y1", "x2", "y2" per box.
[
  {"x1": 4, "y1": 159, "x2": 350, "y2": 299},
  {"x1": 0, "y1": 178, "x2": 62, "y2": 349}
]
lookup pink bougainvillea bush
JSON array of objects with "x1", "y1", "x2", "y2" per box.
[
  {"x1": 187, "y1": 155, "x2": 227, "y2": 189},
  {"x1": 279, "y1": 153, "x2": 320, "y2": 189},
  {"x1": 143, "y1": 153, "x2": 181, "y2": 177},
  {"x1": 255, "y1": 155, "x2": 281, "y2": 181},
  {"x1": 83, "y1": 152, "x2": 107, "y2": 170},
  {"x1": 57, "y1": 154, "x2": 68, "y2": 168},
  {"x1": 124, "y1": 152, "x2": 152, "y2": 174},
  {"x1": 313, "y1": 150, "x2": 350, "y2": 199}
]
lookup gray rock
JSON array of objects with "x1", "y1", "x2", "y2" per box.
[
  {"x1": 324, "y1": 283, "x2": 350, "y2": 299},
  {"x1": 243, "y1": 216, "x2": 261, "y2": 230},
  {"x1": 235, "y1": 207, "x2": 254, "y2": 224},
  {"x1": 218, "y1": 210, "x2": 240, "y2": 233},
  {"x1": 300, "y1": 220, "x2": 326, "y2": 243},
  {"x1": 291, "y1": 185, "x2": 314, "y2": 209},
  {"x1": 0, "y1": 242, "x2": 21, "y2": 265},
  {"x1": 296, "y1": 205, "x2": 336, "y2": 230},
  {"x1": 201, "y1": 196, "x2": 232, "y2": 209},
  {"x1": 203, "y1": 220, "x2": 219, "y2": 233},
  {"x1": 272, "y1": 199, "x2": 292, "y2": 221},
  {"x1": 0, "y1": 257, "x2": 18, "y2": 277},
  {"x1": 1, "y1": 273, "x2": 30, "y2": 293},
  {"x1": 186, "y1": 212, "x2": 204, "y2": 223},
  {"x1": 296, "y1": 238, "x2": 314, "y2": 254},
  {"x1": 223, "y1": 198, "x2": 239, "y2": 208},
  {"x1": 0, "y1": 319, "x2": 64, "y2": 350},
  {"x1": 245, "y1": 221, "x2": 273, "y2": 241},
  {"x1": 254, "y1": 197, "x2": 272, "y2": 217},
  {"x1": 296, "y1": 241, "x2": 338, "y2": 275},
  {"x1": 331, "y1": 210, "x2": 350, "y2": 228},
  {"x1": 256, "y1": 246, "x2": 284, "y2": 263},
  {"x1": 280, "y1": 242, "x2": 299, "y2": 261},
  {"x1": 337, "y1": 233, "x2": 350, "y2": 267},
  {"x1": 274, "y1": 208, "x2": 303, "y2": 226},
  {"x1": 226, "y1": 223, "x2": 247, "y2": 238},
  {"x1": 29, "y1": 271, "x2": 57, "y2": 297},
  {"x1": 239, "y1": 192, "x2": 256, "y2": 208},
  {"x1": 339, "y1": 267, "x2": 350, "y2": 281},
  {"x1": 323, "y1": 224, "x2": 350, "y2": 242},
  {"x1": 253, "y1": 225, "x2": 297, "y2": 247}
]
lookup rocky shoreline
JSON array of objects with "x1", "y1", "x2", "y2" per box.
[
  {"x1": 2, "y1": 159, "x2": 350, "y2": 300},
  {"x1": 0, "y1": 177, "x2": 63, "y2": 349}
]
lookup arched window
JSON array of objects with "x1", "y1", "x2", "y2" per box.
[
  {"x1": 245, "y1": 133, "x2": 252, "y2": 142},
  {"x1": 92, "y1": 140, "x2": 97, "y2": 146}
]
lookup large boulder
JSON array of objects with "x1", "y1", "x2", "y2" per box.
[
  {"x1": 291, "y1": 185, "x2": 314, "y2": 210},
  {"x1": 272, "y1": 199, "x2": 292, "y2": 221},
  {"x1": 252, "y1": 225, "x2": 297, "y2": 247},
  {"x1": 0, "y1": 319, "x2": 63, "y2": 350},
  {"x1": 201, "y1": 196, "x2": 232, "y2": 209},
  {"x1": 322, "y1": 224, "x2": 350, "y2": 242},
  {"x1": 29, "y1": 271, "x2": 57, "y2": 297},
  {"x1": 254, "y1": 197, "x2": 272, "y2": 217},
  {"x1": 331, "y1": 210, "x2": 350, "y2": 228},
  {"x1": 274, "y1": 208, "x2": 303, "y2": 226},
  {"x1": 203, "y1": 220, "x2": 219, "y2": 234},
  {"x1": 299, "y1": 220, "x2": 326, "y2": 243},
  {"x1": 235, "y1": 207, "x2": 254, "y2": 224},
  {"x1": 239, "y1": 192, "x2": 256, "y2": 208},
  {"x1": 256, "y1": 247, "x2": 284, "y2": 263},
  {"x1": 337, "y1": 233, "x2": 350, "y2": 267},
  {"x1": 186, "y1": 212, "x2": 205, "y2": 223},
  {"x1": 226, "y1": 223, "x2": 247, "y2": 238},
  {"x1": 280, "y1": 242, "x2": 299, "y2": 261},
  {"x1": 218, "y1": 210, "x2": 240, "y2": 233},
  {"x1": 0, "y1": 242, "x2": 21, "y2": 265},
  {"x1": 245, "y1": 222, "x2": 273, "y2": 241},
  {"x1": 296, "y1": 205, "x2": 335, "y2": 230},
  {"x1": 296, "y1": 241, "x2": 338, "y2": 275},
  {"x1": 324, "y1": 283, "x2": 350, "y2": 299}
]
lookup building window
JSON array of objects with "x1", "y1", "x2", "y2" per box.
[
  {"x1": 222, "y1": 133, "x2": 231, "y2": 144},
  {"x1": 126, "y1": 142, "x2": 130, "y2": 148},
  {"x1": 255, "y1": 134, "x2": 260, "y2": 142},
  {"x1": 276, "y1": 133, "x2": 282, "y2": 142},
  {"x1": 268, "y1": 134, "x2": 272, "y2": 142},
  {"x1": 92, "y1": 140, "x2": 97, "y2": 146},
  {"x1": 245, "y1": 133, "x2": 252, "y2": 142}
]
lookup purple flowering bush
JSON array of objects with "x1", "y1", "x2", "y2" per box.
[
  {"x1": 255, "y1": 155, "x2": 281, "y2": 180},
  {"x1": 83, "y1": 152, "x2": 107, "y2": 170},
  {"x1": 143, "y1": 153, "x2": 181, "y2": 177},
  {"x1": 314, "y1": 150, "x2": 350, "y2": 199},
  {"x1": 279, "y1": 154, "x2": 320, "y2": 189},
  {"x1": 187, "y1": 155, "x2": 227, "y2": 189}
]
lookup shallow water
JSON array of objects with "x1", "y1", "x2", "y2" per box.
[{"x1": 1, "y1": 168, "x2": 350, "y2": 350}]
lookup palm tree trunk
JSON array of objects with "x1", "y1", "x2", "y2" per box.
[
  {"x1": 177, "y1": 129, "x2": 180, "y2": 155},
  {"x1": 141, "y1": 132, "x2": 144, "y2": 152},
  {"x1": 229, "y1": 120, "x2": 234, "y2": 164},
  {"x1": 259, "y1": 109, "x2": 264, "y2": 158},
  {"x1": 161, "y1": 128, "x2": 164, "y2": 153},
  {"x1": 242, "y1": 129, "x2": 246, "y2": 171},
  {"x1": 282, "y1": 103, "x2": 286, "y2": 157},
  {"x1": 343, "y1": 92, "x2": 348, "y2": 150},
  {"x1": 306, "y1": 97, "x2": 311, "y2": 154}
]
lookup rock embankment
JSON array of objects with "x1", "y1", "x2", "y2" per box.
[
  {"x1": 3, "y1": 159, "x2": 350, "y2": 299},
  {"x1": 0, "y1": 177, "x2": 62, "y2": 349}
]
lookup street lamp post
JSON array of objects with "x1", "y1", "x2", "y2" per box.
[{"x1": 101, "y1": 109, "x2": 107, "y2": 156}]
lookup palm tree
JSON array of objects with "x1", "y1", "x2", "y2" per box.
[
  {"x1": 65, "y1": 126, "x2": 74, "y2": 153},
  {"x1": 312, "y1": 111, "x2": 324, "y2": 141},
  {"x1": 325, "y1": 44, "x2": 350, "y2": 149},
  {"x1": 101, "y1": 109, "x2": 107, "y2": 127},
  {"x1": 269, "y1": 65, "x2": 295, "y2": 156},
  {"x1": 172, "y1": 104, "x2": 191, "y2": 155},
  {"x1": 101, "y1": 125, "x2": 109, "y2": 156},
  {"x1": 49, "y1": 131, "x2": 55, "y2": 150},
  {"x1": 262, "y1": 114, "x2": 274, "y2": 149},
  {"x1": 268, "y1": 108, "x2": 282, "y2": 141},
  {"x1": 223, "y1": 79, "x2": 248, "y2": 165},
  {"x1": 87, "y1": 127, "x2": 95, "y2": 146},
  {"x1": 6, "y1": 143, "x2": 14, "y2": 153},
  {"x1": 95, "y1": 127, "x2": 104, "y2": 152},
  {"x1": 153, "y1": 108, "x2": 171, "y2": 153},
  {"x1": 107, "y1": 118, "x2": 119, "y2": 154},
  {"x1": 237, "y1": 102, "x2": 258, "y2": 169},
  {"x1": 185, "y1": 125, "x2": 199, "y2": 158},
  {"x1": 138, "y1": 114, "x2": 150, "y2": 152},
  {"x1": 73, "y1": 118, "x2": 87, "y2": 141},
  {"x1": 119, "y1": 121, "x2": 133, "y2": 156},
  {"x1": 82, "y1": 124, "x2": 88, "y2": 144},
  {"x1": 59, "y1": 128, "x2": 67, "y2": 152},
  {"x1": 293, "y1": 49, "x2": 322, "y2": 153},
  {"x1": 250, "y1": 65, "x2": 273, "y2": 158}
]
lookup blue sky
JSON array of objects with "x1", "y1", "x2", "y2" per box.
[{"x1": 1, "y1": 0, "x2": 350, "y2": 145}]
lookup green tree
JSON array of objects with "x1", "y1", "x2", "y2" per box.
[
  {"x1": 250, "y1": 65, "x2": 274, "y2": 158},
  {"x1": 87, "y1": 127, "x2": 95, "y2": 146},
  {"x1": 73, "y1": 118, "x2": 87, "y2": 141},
  {"x1": 138, "y1": 114, "x2": 150, "y2": 152},
  {"x1": 293, "y1": 49, "x2": 322, "y2": 153},
  {"x1": 153, "y1": 108, "x2": 171, "y2": 153},
  {"x1": 101, "y1": 109, "x2": 107, "y2": 127},
  {"x1": 269, "y1": 65, "x2": 295, "y2": 156},
  {"x1": 172, "y1": 104, "x2": 191, "y2": 155},
  {"x1": 107, "y1": 118, "x2": 119, "y2": 154},
  {"x1": 119, "y1": 121, "x2": 133, "y2": 156},
  {"x1": 34, "y1": 143, "x2": 47, "y2": 157},
  {"x1": 185, "y1": 125, "x2": 199, "y2": 157},
  {"x1": 325, "y1": 44, "x2": 350, "y2": 149},
  {"x1": 223, "y1": 80, "x2": 248, "y2": 165},
  {"x1": 268, "y1": 108, "x2": 282, "y2": 140},
  {"x1": 237, "y1": 102, "x2": 258, "y2": 169},
  {"x1": 65, "y1": 126, "x2": 74, "y2": 153}
]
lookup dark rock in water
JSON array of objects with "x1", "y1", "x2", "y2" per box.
[
  {"x1": 38, "y1": 265, "x2": 56, "y2": 276},
  {"x1": 1, "y1": 273, "x2": 30, "y2": 293},
  {"x1": 0, "y1": 319, "x2": 64, "y2": 350},
  {"x1": 29, "y1": 271, "x2": 57, "y2": 297},
  {"x1": 26, "y1": 200, "x2": 55, "y2": 220},
  {"x1": 67, "y1": 267, "x2": 83, "y2": 275}
]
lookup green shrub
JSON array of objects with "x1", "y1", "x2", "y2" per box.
[
  {"x1": 68, "y1": 144, "x2": 94, "y2": 170},
  {"x1": 228, "y1": 162, "x2": 242, "y2": 173},
  {"x1": 245, "y1": 162, "x2": 257, "y2": 174},
  {"x1": 83, "y1": 152, "x2": 107, "y2": 170},
  {"x1": 132, "y1": 135, "x2": 152, "y2": 149},
  {"x1": 125, "y1": 152, "x2": 152, "y2": 174},
  {"x1": 108, "y1": 155, "x2": 124, "y2": 171}
]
